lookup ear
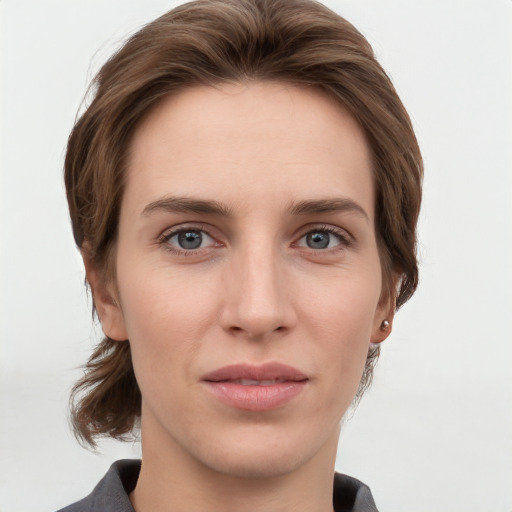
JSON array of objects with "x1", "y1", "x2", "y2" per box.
[
  {"x1": 370, "y1": 276, "x2": 398, "y2": 344},
  {"x1": 81, "y1": 248, "x2": 129, "y2": 342}
]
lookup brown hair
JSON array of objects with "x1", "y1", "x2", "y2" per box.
[{"x1": 66, "y1": 0, "x2": 423, "y2": 446}]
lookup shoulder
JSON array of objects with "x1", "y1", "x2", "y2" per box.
[
  {"x1": 56, "y1": 459, "x2": 141, "y2": 512},
  {"x1": 333, "y1": 472, "x2": 379, "y2": 512}
]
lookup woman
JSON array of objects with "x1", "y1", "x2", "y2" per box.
[{"x1": 59, "y1": 0, "x2": 422, "y2": 510}]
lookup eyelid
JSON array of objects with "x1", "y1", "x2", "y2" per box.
[
  {"x1": 293, "y1": 224, "x2": 354, "y2": 249},
  {"x1": 156, "y1": 222, "x2": 353, "y2": 255},
  {"x1": 157, "y1": 223, "x2": 221, "y2": 254}
]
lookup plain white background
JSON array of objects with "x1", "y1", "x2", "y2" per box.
[{"x1": 1, "y1": 1, "x2": 511, "y2": 511}]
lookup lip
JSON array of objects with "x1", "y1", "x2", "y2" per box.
[{"x1": 201, "y1": 363, "x2": 308, "y2": 412}]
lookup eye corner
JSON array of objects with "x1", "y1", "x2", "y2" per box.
[
  {"x1": 157, "y1": 224, "x2": 222, "y2": 255},
  {"x1": 293, "y1": 224, "x2": 353, "y2": 252}
]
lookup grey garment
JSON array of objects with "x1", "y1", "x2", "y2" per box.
[{"x1": 56, "y1": 459, "x2": 378, "y2": 512}]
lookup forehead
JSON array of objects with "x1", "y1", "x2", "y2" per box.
[{"x1": 125, "y1": 81, "x2": 374, "y2": 218}]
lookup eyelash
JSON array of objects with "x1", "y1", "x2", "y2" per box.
[
  {"x1": 157, "y1": 224, "x2": 216, "y2": 256},
  {"x1": 295, "y1": 225, "x2": 353, "y2": 252},
  {"x1": 157, "y1": 224, "x2": 352, "y2": 255}
]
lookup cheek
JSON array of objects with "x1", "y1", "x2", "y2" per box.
[
  {"x1": 115, "y1": 260, "x2": 222, "y2": 373},
  {"x1": 303, "y1": 266, "x2": 381, "y2": 338},
  {"x1": 119, "y1": 252, "x2": 220, "y2": 323},
  {"x1": 300, "y1": 268, "x2": 381, "y2": 385}
]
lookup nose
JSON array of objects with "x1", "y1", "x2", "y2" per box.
[{"x1": 219, "y1": 244, "x2": 296, "y2": 341}]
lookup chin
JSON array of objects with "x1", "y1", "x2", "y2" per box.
[
  {"x1": 201, "y1": 443, "x2": 310, "y2": 480},
  {"x1": 186, "y1": 421, "x2": 340, "y2": 481}
]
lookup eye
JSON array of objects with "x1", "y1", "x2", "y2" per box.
[
  {"x1": 296, "y1": 227, "x2": 349, "y2": 250},
  {"x1": 161, "y1": 228, "x2": 216, "y2": 252}
]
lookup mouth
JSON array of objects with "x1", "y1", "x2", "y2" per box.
[
  {"x1": 227, "y1": 378, "x2": 289, "y2": 386},
  {"x1": 202, "y1": 362, "x2": 308, "y2": 382},
  {"x1": 201, "y1": 363, "x2": 308, "y2": 411}
]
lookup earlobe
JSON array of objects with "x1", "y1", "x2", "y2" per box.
[
  {"x1": 370, "y1": 277, "x2": 398, "y2": 344},
  {"x1": 370, "y1": 316, "x2": 393, "y2": 344},
  {"x1": 81, "y1": 249, "x2": 129, "y2": 342}
]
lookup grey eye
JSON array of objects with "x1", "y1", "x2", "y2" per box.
[
  {"x1": 306, "y1": 231, "x2": 331, "y2": 249},
  {"x1": 162, "y1": 228, "x2": 216, "y2": 253},
  {"x1": 296, "y1": 229, "x2": 346, "y2": 250},
  {"x1": 177, "y1": 230, "x2": 203, "y2": 249}
]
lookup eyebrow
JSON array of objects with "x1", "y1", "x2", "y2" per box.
[
  {"x1": 142, "y1": 196, "x2": 234, "y2": 217},
  {"x1": 142, "y1": 195, "x2": 369, "y2": 223},
  {"x1": 288, "y1": 198, "x2": 369, "y2": 223}
]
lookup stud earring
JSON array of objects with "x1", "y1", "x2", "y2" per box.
[{"x1": 380, "y1": 319, "x2": 390, "y2": 331}]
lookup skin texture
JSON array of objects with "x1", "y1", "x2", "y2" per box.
[{"x1": 85, "y1": 82, "x2": 394, "y2": 512}]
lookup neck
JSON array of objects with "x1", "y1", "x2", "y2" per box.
[{"x1": 130, "y1": 414, "x2": 339, "y2": 512}]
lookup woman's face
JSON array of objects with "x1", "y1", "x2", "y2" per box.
[{"x1": 96, "y1": 82, "x2": 392, "y2": 478}]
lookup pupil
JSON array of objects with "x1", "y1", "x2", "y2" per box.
[
  {"x1": 178, "y1": 231, "x2": 202, "y2": 249},
  {"x1": 307, "y1": 232, "x2": 329, "y2": 249}
]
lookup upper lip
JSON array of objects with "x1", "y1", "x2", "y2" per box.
[{"x1": 202, "y1": 363, "x2": 308, "y2": 382}]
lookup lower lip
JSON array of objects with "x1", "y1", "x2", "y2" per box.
[{"x1": 203, "y1": 381, "x2": 307, "y2": 411}]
